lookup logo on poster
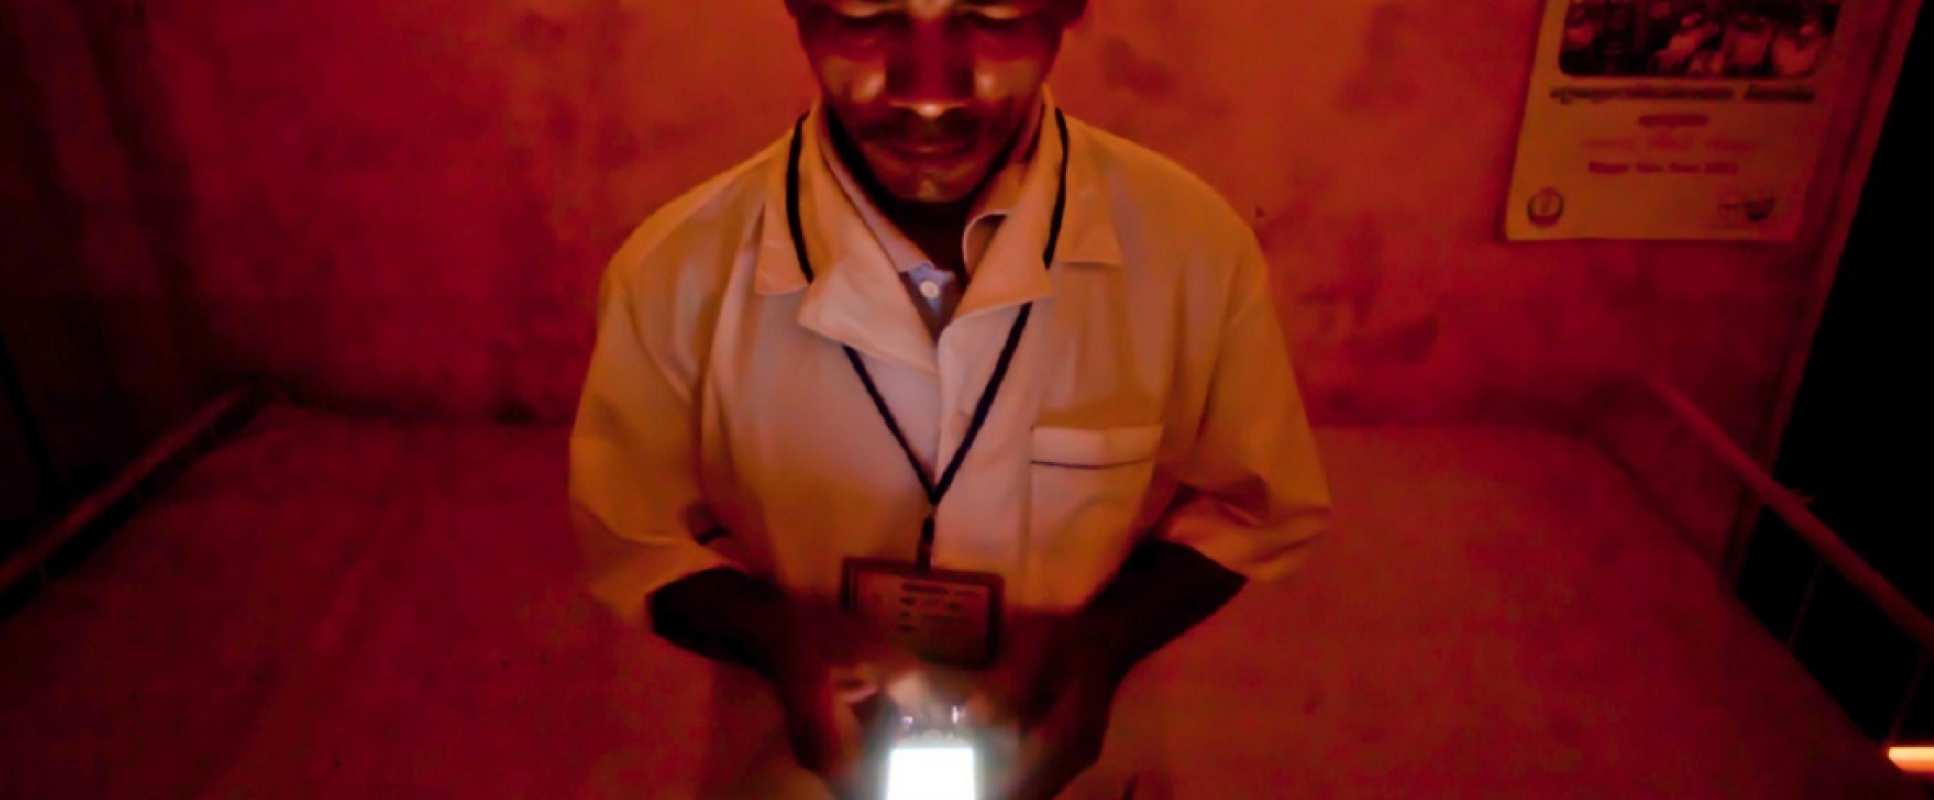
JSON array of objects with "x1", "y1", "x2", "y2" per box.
[
  {"x1": 1719, "y1": 191, "x2": 1779, "y2": 225},
  {"x1": 1527, "y1": 188, "x2": 1566, "y2": 228}
]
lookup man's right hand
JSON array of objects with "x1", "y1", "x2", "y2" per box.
[
  {"x1": 762, "y1": 604, "x2": 900, "y2": 797},
  {"x1": 650, "y1": 570, "x2": 932, "y2": 797}
]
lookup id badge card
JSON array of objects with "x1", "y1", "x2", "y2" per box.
[{"x1": 841, "y1": 558, "x2": 1003, "y2": 668}]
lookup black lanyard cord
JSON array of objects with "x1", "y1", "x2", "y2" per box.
[{"x1": 785, "y1": 106, "x2": 1072, "y2": 572}]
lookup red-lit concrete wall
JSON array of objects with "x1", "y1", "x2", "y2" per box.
[{"x1": 1, "y1": 1, "x2": 1910, "y2": 545}]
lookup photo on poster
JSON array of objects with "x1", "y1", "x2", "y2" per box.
[
  {"x1": 1505, "y1": 0, "x2": 1851, "y2": 240},
  {"x1": 1558, "y1": 0, "x2": 1842, "y2": 78}
]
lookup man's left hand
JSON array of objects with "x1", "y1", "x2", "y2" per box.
[
  {"x1": 1000, "y1": 649, "x2": 1122, "y2": 800},
  {"x1": 955, "y1": 616, "x2": 1125, "y2": 800}
]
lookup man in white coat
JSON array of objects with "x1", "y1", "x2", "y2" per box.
[{"x1": 569, "y1": 1, "x2": 1331, "y2": 796}]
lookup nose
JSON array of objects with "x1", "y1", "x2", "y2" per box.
[{"x1": 883, "y1": 16, "x2": 975, "y2": 118}]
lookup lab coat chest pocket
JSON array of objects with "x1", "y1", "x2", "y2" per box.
[{"x1": 1027, "y1": 425, "x2": 1164, "y2": 549}]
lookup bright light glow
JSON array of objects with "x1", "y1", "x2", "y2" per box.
[
  {"x1": 885, "y1": 744, "x2": 977, "y2": 800},
  {"x1": 1891, "y1": 746, "x2": 1934, "y2": 776}
]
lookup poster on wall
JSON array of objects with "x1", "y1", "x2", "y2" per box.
[{"x1": 1506, "y1": 0, "x2": 1845, "y2": 240}]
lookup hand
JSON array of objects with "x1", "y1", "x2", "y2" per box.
[
  {"x1": 761, "y1": 601, "x2": 918, "y2": 798},
  {"x1": 964, "y1": 616, "x2": 1126, "y2": 800},
  {"x1": 769, "y1": 650, "x2": 871, "y2": 797},
  {"x1": 1001, "y1": 648, "x2": 1122, "y2": 800}
]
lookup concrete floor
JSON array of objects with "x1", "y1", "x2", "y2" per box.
[{"x1": 0, "y1": 406, "x2": 1916, "y2": 797}]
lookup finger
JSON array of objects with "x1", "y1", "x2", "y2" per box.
[
  {"x1": 883, "y1": 670, "x2": 951, "y2": 729},
  {"x1": 961, "y1": 647, "x2": 1050, "y2": 730},
  {"x1": 822, "y1": 712, "x2": 868, "y2": 795},
  {"x1": 1000, "y1": 732, "x2": 1087, "y2": 800},
  {"x1": 786, "y1": 686, "x2": 867, "y2": 785},
  {"x1": 1010, "y1": 649, "x2": 1074, "y2": 728},
  {"x1": 921, "y1": 664, "x2": 978, "y2": 705},
  {"x1": 831, "y1": 663, "x2": 881, "y2": 706},
  {"x1": 785, "y1": 707, "x2": 843, "y2": 777},
  {"x1": 961, "y1": 691, "x2": 1001, "y2": 729},
  {"x1": 997, "y1": 697, "x2": 1107, "y2": 800},
  {"x1": 961, "y1": 670, "x2": 1022, "y2": 729},
  {"x1": 1008, "y1": 745, "x2": 1102, "y2": 800},
  {"x1": 863, "y1": 636, "x2": 928, "y2": 687}
]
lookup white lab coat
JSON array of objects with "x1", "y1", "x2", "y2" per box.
[
  {"x1": 569, "y1": 90, "x2": 1333, "y2": 799},
  {"x1": 570, "y1": 91, "x2": 1330, "y2": 625}
]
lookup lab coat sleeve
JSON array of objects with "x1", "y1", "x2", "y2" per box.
[
  {"x1": 1154, "y1": 233, "x2": 1332, "y2": 581},
  {"x1": 569, "y1": 262, "x2": 734, "y2": 627}
]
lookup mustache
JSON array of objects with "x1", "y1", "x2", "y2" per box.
[{"x1": 849, "y1": 109, "x2": 981, "y2": 143}]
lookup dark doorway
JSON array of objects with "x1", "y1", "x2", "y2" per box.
[{"x1": 1738, "y1": 1, "x2": 1931, "y2": 746}]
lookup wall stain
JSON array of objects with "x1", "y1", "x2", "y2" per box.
[
  {"x1": 1100, "y1": 36, "x2": 1176, "y2": 99},
  {"x1": 1300, "y1": 215, "x2": 1386, "y2": 324},
  {"x1": 1337, "y1": 3, "x2": 1421, "y2": 115}
]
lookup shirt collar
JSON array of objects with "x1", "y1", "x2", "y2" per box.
[{"x1": 755, "y1": 86, "x2": 1124, "y2": 301}]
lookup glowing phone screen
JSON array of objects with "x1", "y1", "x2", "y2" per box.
[{"x1": 884, "y1": 743, "x2": 978, "y2": 800}]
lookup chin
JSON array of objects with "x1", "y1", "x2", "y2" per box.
[
  {"x1": 864, "y1": 149, "x2": 992, "y2": 205},
  {"x1": 878, "y1": 168, "x2": 984, "y2": 205},
  {"x1": 907, "y1": 180, "x2": 976, "y2": 204}
]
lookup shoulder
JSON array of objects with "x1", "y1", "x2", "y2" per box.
[
  {"x1": 1071, "y1": 118, "x2": 1258, "y2": 262},
  {"x1": 1066, "y1": 116, "x2": 1267, "y2": 317},
  {"x1": 601, "y1": 135, "x2": 788, "y2": 305}
]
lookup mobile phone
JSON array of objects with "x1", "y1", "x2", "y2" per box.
[{"x1": 883, "y1": 737, "x2": 979, "y2": 800}]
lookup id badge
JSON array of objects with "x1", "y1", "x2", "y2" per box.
[{"x1": 841, "y1": 558, "x2": 1003, "y2": 668}]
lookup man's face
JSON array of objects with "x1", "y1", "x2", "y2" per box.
[{"x1": 789, "y1": 0, "x2": 1081, "y2": 204}]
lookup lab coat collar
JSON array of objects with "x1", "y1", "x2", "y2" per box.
[
  {"x1": 754, "y1": 89, "x2": 1124, "y2": 298},
  {"x1": 751, "y1": 91, "x2": 1123, "y2": 373},
  {"x1": 1054, "y1": 112, "x2": 1127, "y2": 269}
]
